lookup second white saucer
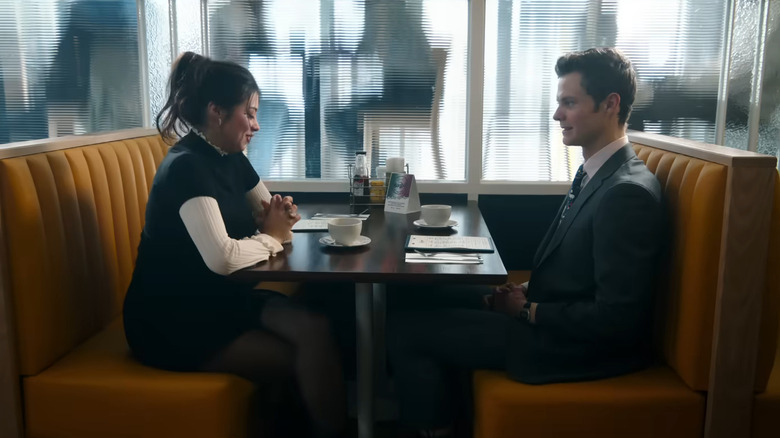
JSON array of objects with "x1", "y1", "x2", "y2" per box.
[
  {"x1": 319, "y1": 235, "x2": 372, "y2": 247},
  {"x1": 413, "y1": 219, "x2": 458, "y2": 229}
]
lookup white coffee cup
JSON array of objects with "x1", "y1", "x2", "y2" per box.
[
  {"x1": 386, "y1": 157, "x2": 405, "y2": 174},
  {"x1": 328, "y1": 218, "x2": 363, "y2": 246},
  {"x1": 421, "y1": 204, "x2": 452, "y2": 226}
]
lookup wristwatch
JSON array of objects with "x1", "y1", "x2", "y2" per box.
[{"x1": 519, "y1": 302, "x2": 532, "y2": 323}]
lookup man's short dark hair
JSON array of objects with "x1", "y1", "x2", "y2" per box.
[{"x1": 555, "y1": 47, "x2": 637, "y2": 125}]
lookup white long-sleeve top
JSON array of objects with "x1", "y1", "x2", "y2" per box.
[
  {"x1": 246, "y1": 178, "x2": 273, "y2": 218},
  {"x1": 178, "y1": 181, "x2": 282, "y2": 276}
]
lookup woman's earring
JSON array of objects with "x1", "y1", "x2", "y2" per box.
[{"x1": 218, "y1": 118, "x2": 222, "y2": 127}]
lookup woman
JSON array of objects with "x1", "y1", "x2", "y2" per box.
[{"x1": 122, "y1": 52, "x2": 345, "y2": 437}]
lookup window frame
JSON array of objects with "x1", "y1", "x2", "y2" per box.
[{"x1": 257, "y1": 0, "x2": 570, "y2": 198}]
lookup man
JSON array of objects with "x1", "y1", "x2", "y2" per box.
[{"x1": 388, "y1": 47, "x2": 665, "y2": 438}]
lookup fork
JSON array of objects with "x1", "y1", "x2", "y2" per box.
[{"x1": 413, "y1": 250, "x2": 482, "y2": 260}]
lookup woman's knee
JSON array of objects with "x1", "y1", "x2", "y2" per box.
[
  {"x1": 295, "y1": 311, "x2": 333, "y2": 343},
  {"x1": 201, "y1": 330, "x2": 295, "y2": 383},
  {"x1": 266, "y1": 307, "x2": 335, "y2": 346}
]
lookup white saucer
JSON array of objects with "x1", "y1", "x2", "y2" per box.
[
  {"x1": 319, "y1": 235, "x2": 372, "y2": 248},
  {"x1": 414, "y1": 219, "x2": 458, "y2": 229}
]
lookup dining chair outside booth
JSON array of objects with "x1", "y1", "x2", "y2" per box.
[{"x1": 362, "y1": 47, "x2": 448, "y2": 179}]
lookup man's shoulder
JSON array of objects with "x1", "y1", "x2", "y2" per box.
[{"x1": 605, "y1": 157, "x2": 662, "y2": 201}]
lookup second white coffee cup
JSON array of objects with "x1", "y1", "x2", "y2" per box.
[
  {"x1": 386, "y1": 157, "x2": 405, "y2": 174},
  {"x1": 421, "y1": 204, "x2": 452, "y2": 226},
  {"x1": 328, "y1": 218, "x2": 363, "y2": 246}
]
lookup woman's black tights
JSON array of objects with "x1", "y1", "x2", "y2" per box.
[{"x1": 200, "y1": 297, "x2": 346, "y2": 437}]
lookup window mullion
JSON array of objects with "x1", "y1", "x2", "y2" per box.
[{"x1": 466, "y1": 0, "x2": 487, "y2": 199}]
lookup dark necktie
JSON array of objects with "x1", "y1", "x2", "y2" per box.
[{"x1": 560, "y1": 165, "x2": 585, "y2": 222}]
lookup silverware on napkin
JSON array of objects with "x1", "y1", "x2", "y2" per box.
[{"x1": 405, "y1": 251, "x2": 483, "y2": 264}]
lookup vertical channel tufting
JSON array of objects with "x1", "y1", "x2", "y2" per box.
[
  {"x1": 670, "y1": 159, "x2": 707, "y2": 385},
  {"x1": 654, "y1": 153, "x2": 677, "y2": 193},
  {"x1": 135, "y1": 139, "x2": 155, "y2": 223},
  {"x1": 46, "y1": 151, "x2": 97, "y2": 350},
  {"x1": 83, "y1": 147, "x2": 123, "y2": 312},
  {"x1": 122, "y1": 139, "x2": 149, "y2": 261},
  {"x1": 112, "y1": 142, "x2": 143, "y2": 285},
  {"x1": 644, "y1": 151, "x2": 664, "y2": 175},
  {"x1": 0, "y1": 134, "x2": 168, "y2": 376},
  {"x1": 125, "y1": 140, "x2": 149, "y2": 218},
  {"x1": 65, "y1": 149, "x2": 117, "y2": 330},
  {"x1": 139, "y1": 137, "x2": 162, "y2": 188},
  {"x1": 677, "y1": 161, "x2": 725, "y2": 390},
  {"x1": 634, "y1": 145, "x2": 729, "y2": 391},
  {"x1": 98, "y1": 145, "x2": 134, "y2": 300},
  {"x1": 1, "y1": 158, "x2": 60, "y2": 375},
  {"x1": 118, "y1": 141, "x2": 143, "y2": 284},
  {"x1": 25, "y1": 154, "x2": 75, "y2": 371}
]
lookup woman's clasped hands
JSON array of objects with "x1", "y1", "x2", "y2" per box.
[{"x1": 259, "y1": 194, "x2": 301, "y2": 244}]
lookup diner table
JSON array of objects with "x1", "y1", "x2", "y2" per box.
[{"x1": 232, "y1": 201, "x2": 507, "y2": 438}]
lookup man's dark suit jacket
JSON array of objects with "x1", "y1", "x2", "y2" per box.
[{"x1": 507, "y1": 144, "x2": 665, "y2": 384}]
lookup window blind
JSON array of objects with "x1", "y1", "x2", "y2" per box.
[
  {"x1": 482, "y1": 0, "x2": 725, "y2": 182},
  {"x1": 0, "y1": 0, "x2": 143, "y2": 143},
  {"x1": 207, "y1": 0, "x2": 468, "y2": 181}
]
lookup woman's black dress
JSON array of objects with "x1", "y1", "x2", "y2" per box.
[{"x1": 123, "y1": 132, "x2": 280, "y2": 371}]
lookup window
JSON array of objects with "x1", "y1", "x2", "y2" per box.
[
  {"x1": 0, "y1": 0, "x2": 144, "y2": 143},
  {"x1": 725, "y1": 0, "x2": 780, "y2": 158},
  {"x1": 208, "y1": 0, "x2": 468, "y2": 181},
  {"x1": 482, "y1": 0, "x2": 725, "y2": 181},
  {"x1": 2, "y1": 0, "x2": 777, "y2": 179}
]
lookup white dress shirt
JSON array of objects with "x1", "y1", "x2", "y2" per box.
[{"x1": 581, "y1": 136, "x2": 628, "y2": 188}]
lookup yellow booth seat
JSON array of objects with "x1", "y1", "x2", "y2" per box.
[
  {"x1": 475, "y1": 365, "x2": 702, "y2": 437},
  {"x1": 474, "y1": 133, "x2": 780, "y2": 438},
  {"x1": 23, "y1": 320, "x2": 253, "y2": 438},
  {"x1": 0, "y1": 130, "x2": 258, "y2": 438}
]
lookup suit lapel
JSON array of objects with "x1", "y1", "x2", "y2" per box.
[
  {"x1": 534, "y1": 199, "x2": 566, "y2": 266},
  {"x1": 535, "y1": 144, "x2": 636, "y2": 268}
]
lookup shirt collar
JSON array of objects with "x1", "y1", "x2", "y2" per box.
[
  {"x1": 191, "y1": 128, "x2": 228, "y2": 157},
  {"x1": 582, "y1": 136, "x2": 628, "y2": 185}
]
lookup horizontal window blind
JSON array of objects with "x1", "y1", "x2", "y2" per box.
[
  {"x1": 482, "y1": 0, "x2": 724, "y2": 182},
  {"x1": 0, "y1": 0, "x2": 143, "y2": 144},
  {"x1": 208, "y1": 0, "x2": 468, "y2": 181},
  {"x1": 5, "y1": 0, "x2": 774, "y2": 176}
]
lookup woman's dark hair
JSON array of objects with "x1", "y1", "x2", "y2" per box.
[
  {"x1": 156, "y1": 52, "x2": 260, "y2": 140},
  {"x1": 555, "y1": 47, "x2": 636, "y2": 125}
]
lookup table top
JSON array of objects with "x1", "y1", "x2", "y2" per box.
[{"x1": 231, "y1": 201, "x2": 507, "y2": 284}]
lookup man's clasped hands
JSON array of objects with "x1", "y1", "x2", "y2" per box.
[{"x1": 485, "y1": 282, "x2": 528, "y2": 317}]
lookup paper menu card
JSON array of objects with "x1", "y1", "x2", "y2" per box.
[
  {"x1": 311, "y1": 213, "x2": 370, "y2": 220},
  {"x1": 405, "y1": 235, "x2": 495, "y2": 253},
  {"x1": 292, "y1": 219, "x2": 329, "y2": 231}
]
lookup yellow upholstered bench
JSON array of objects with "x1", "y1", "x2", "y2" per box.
[
  {"x1": 0, "y1": 129, "x2": 255, "y2": 438},
  {"x1": 474, "y1": 132, "x2": 780, "y2": 438}
]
